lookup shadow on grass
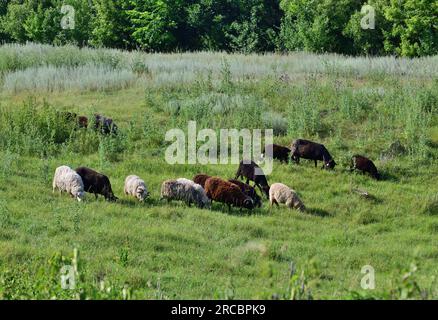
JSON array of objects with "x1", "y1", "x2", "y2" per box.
[
  {"x1": 378, "y1": 171, "x2": 400, "y2": 182},
  {"x1": 423, "y1": 200, "x2": 438, "y2": 216},
  {"x1": 207, "y1": 203, "x2": 268, "y2": 216},
  {"x1": 305, "y1": 207, "x2": 333, "y2": 217}
]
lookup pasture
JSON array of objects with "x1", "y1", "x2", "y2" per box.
[{"x1": 0, "y1": 43, "x2": 437, "y2": 299}]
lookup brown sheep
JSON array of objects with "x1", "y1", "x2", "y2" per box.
[
  {"x1": 235, "y1": 160, "x2": 270, "y2": 197},
  {"x1": 204, "y1": 177, "x2": 254, "y2": 211},
  {"x1": 193, "y1": 174, "x2": 211, "y2": 189},
  {"x1": 228, "y1": 179, "x2": 262, "y2": 208},
  {"x1": 350, "y1": 155, "x2": 380, "y2": 180}
]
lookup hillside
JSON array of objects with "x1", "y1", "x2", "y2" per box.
[{"x1": 0, "y1": 44, "x2": 437, "y2": 299}]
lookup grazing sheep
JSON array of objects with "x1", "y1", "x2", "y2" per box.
[
  {"x1": 52, "y1": 165, "x2": 85, "y2": 202},
  {"x1": 204, "y1": 177, "x2": 254, "y2": 210},
  {"x1": 351, "y1": 155, "x2": 380, "y2": 180},
  {"x1": 78, "y1": 116, "x2": 88, "y2": 128},
  {"x1": 269, "y1": 183, "x2": 305, "y2": 211},
  {"x1": 160, "y1": 179, "x2": 211, "y2": 208},
  {"x1": 193, "y1": 174, "x2": 211, "y2": 188},
  {"x1": 228, "y1": 179, "x2": 262, "y2": 208},
  {"x1": 75, "y1": 167, "x2": 118, "y2": 201},
  {"x1": 235, "y1": 160, "x2": 270, "y2": 197},
  {"x1": 262, "y1": 144, "x2": 291, "y2": 163},
  {"x1": 60, "y1": 112, "x2": 88, "y2": 129},
  {"x1": 94, "y1": 114, "x2": 118, "y2": 135},
  {"x1": 124, "y1": 175, "x2": 149, "y2": 202},
  {"x1": 290, "y1": 139, "x2": 336, "y2": 169}
]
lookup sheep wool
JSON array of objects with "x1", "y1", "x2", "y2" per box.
[
  {"x1": 53, "y1": 165, "x2": 85, "y2": 202},
  {"x1": 124, "y1": 175, "x2": 149, "y2": 202},
  {"x1": 161, "y1": 179, "x2": 210, "y2": 208},
  {"x1": 269, "y1": 183, "x2": 305, "y2": 211}
]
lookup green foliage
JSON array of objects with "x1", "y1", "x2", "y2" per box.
[
  {"x1": 279, "y1": 0, "x2": 363, "y2": 54},
  {"x1": 384, "y1": 0, "x2": 438, "y2": 57},
  {"x1": 343, "y1": 0, "x2": 389, "y2": 55},
  {"x1": 0, "y1": 0, "x2": 436, "y2": 56},
  {"x1": 91, "y1": 0, "x2": 132, "y2": 48}
]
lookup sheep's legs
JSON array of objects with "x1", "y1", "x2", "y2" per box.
[
  {"x1": 256, "y1": 184, "x2": 264, "y2": 196},
  {"x1": 269, "y1": 199, "x2": 279, "y2": 207}
]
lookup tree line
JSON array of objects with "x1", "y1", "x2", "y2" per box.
[{"x1": 0, "y1": 0, "x2": 436, "y2": 57}]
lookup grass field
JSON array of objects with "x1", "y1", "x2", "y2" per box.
[{"x1": 0, "y1": 44, "x2": 437, "y2": 299}]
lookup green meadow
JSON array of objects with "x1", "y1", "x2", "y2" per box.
[{"x1": 0, "y1": 44, "x2": 437, "y2": 299}]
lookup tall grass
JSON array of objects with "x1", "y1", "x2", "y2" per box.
[
  {"x1": 3, "y1": 65, "x2": 136, "y2": 93},
  {"x1": 0, "y1": 43, "x2": 437, "y2": 93}
]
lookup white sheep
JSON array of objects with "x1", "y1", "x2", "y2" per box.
[
  {"x1": 52, "y1": 165, "x2": 85, "y2": 202},
  {"x1": 124, "y1": 175, "x2": 149, "y2": 202},
  {"x1": 160, "y1": 178, "x2": 211, "y2": 209},
  {"x1": 269, "y1": 183, "x2": 305, "y2": 211}
]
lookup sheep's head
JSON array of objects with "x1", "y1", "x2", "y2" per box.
[
  {"x1": 253, "y1": 193, "x2": 262, "y2": 208},
  {"x1": 76, "y1": 191, "x2": 85, "y2": 202},
  {"x1": 243, "y1": 197, "x2": 254, "y2": 210},
  {"x1": 325, "y1": 159, "x2": 336, "y2": 169},
  {"x1": 136, "y1": 186, "x2": 149, "y2": 202},
  {"x1": 106, "y1": 193, "x2": 118, "y2": 202},
  {"x1": 203, "y1": 198, "x2": 212, "y2": 209}
]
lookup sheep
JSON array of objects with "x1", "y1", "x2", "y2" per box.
[
  {"x1": 94, "y1": 114, "x2": 118, "y2": 135},
  {"x1": 235, "y1": 160, "x2": 270, "y2": 197},
  {"x1": 124, "y1": 175, "x2": 149, "y2": 202},
  {"x1": 290, "y1": 139, "x2": 336, "y2": 169},
  {"x1": 59, "y1": 112, "x2": 88, "y2": 129},
  {"x1": 350, "y1": 155, "x2": 380, "y2": 180},
  {"x1": 269, "y1": 183, "x2": 305, "y2": 211},
  {"x1": 204, "y1": 177, "x2": 254, "y2": 210},
  {"x1": 262, "y1": 144, "x2": 291, "y2": 163},
  {"x1": 228, "y1": 179, "x2": 262, "y2": 208},
  {"x1": 78, "y1": 116, "x2": 88, "y2": 128},
  {"x1": 75, "y1": 167, "x2": 118, "y2": 201},
  {"x1": 160, "y1": 179, "x2": 211, "y2": 209},
  {"x1": 52, "y1": 165, "x2": 85, "y2": 202},
  {"x1": 193, "y1": 174, "x2": 211, "y2": 188}
]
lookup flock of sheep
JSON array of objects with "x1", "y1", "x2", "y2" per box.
[
  {"x1": 53, "y1": 112, "x2": 381, "y2": 211},
  {"x1": 52, "y1": 137, "x2": 380, "y2": 212}
]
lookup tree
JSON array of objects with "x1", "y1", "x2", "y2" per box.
[
  {"x1": 91, "y1": 0, "x2": 133, "y2": 48},
  {"x1": 384, "y1": 0, "x2": 437, "y2": 57},
  {"x1": 1, "y1": 1, "x2": 31, "y2": 43},
  {"x1": 279, "y1": 0, "x2": 363, "y2": 54},
  {"x1": 343, "y1": 0, "x2": 389, "y2": 55}
]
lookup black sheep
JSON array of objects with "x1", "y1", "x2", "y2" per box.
[
  {"x1": 290, "y1": 139, "x2": 336, "y2": 169},
  {"x1": 262, "y1": 144, "x2": 291, "y2": 163},
  {"x1": 235, "y1": 160, "x2": 270, "y2": 197},
  {"x1": 75, "y1": 167, "x2": 118, "y2": 201},
  {"x1": 94, "y1": 114, "x2": 118, "y2": 135},
  {"x1": 350, "y1": 155, "x2": 380, "y2": 180}
]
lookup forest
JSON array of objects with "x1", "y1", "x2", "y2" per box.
[{"x1": 0, "y1": 0, "x2": 436, "y2": 57}]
